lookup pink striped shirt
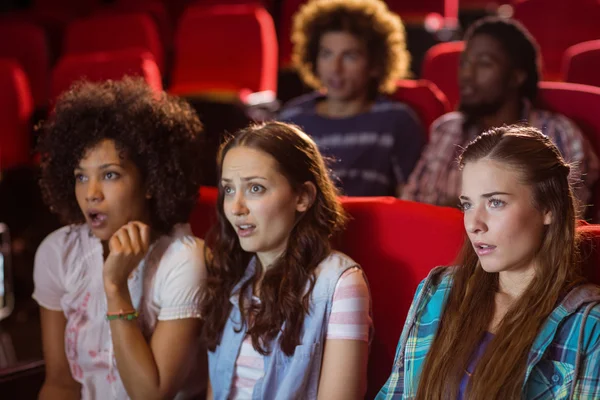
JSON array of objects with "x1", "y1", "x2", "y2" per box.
[{"x1": 228, "y1": 267, "x2": 371, "y2": 399}]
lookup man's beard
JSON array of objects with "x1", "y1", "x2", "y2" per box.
[{"x1": 458, "y1": 97, "x2": 506, "y2": 119}]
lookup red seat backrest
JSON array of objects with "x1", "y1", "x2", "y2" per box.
[
  {"x1": 190, "y1": 186, "x2": 219, "y2": 239},
  {"x1": 0, "y1": 59, "x2": 34, "y2": 170},
  {"x1": 537, "y1": 82, "x2": 600, "y2": 222},
  {"x1": 0, "y1": 22, "x2": 49, "y2": 108},
  {"x1": 51, "y1": 49, "x2": 163, "y2": 102},
  {"x1": 562, "y1": 40, "x2": 600, "y2": 88},
  {"x1": 64, "y1": 13, "x2": 164, "y2": 72},
  {"x1": 391, "y1": 79, "x2": 451, "y2": 137},
  {"x1": 170, "y1": 3, "x2": 277, "y2": 96},
  {"x1": 421, "y1": 41, "x2": 463, "y2": 109},
  {"x1": 578, "y1": 224, "x2": 600, "y2": 286},
  {"x1": 513, "y1": 0, "x2": 600, "y2": 80},
  {"x1": 386, "y1": 0, "x2": 458, "y2": 25},
  {"x1": 336, "y1": 197, "x2": 464, "y2": 398}
]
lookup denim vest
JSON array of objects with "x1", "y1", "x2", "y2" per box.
[{"x1": 208, "y1": 251, "x2": 360, "y2": 400}]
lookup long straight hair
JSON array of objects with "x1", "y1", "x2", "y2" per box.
[
  {"x1": 199, "y1": 122, "x2": 347, "y2": 356},
  {"x1": 416, "y1": 125, "x2": 584, "y2": 399}
]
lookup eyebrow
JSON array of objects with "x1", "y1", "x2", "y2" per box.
[
  {"x1": 459, "y1": 191, "x2": 512, "y2": 201},
  {"x1": 221, "y1": 176, "x2": 268, "y2": 183},
  {"x1": 75, "y1": 163, "x2": 123, "y2": 171}
]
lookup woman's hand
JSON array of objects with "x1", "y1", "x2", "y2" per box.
[{"x1": 103, "y1": 221, "x2": 151, "y2": 293}]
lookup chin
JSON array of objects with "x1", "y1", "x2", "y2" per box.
[{"x1": 478, "y1": 261, "x2": 505, "y2": 274}]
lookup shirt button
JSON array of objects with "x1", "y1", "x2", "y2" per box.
[{"x1": 552, "y1": 374, "x2": 560, "y2": 383}]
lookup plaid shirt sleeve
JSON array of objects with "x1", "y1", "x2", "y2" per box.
[
  {"x1": 376, "y1": 281, "x2": 427, "y2": 399},
  {"x1": 571, "y1": 305, "x2": 600, "y2": 398}
]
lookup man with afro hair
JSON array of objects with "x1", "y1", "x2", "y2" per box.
[{"x1": 279, "y1": 0, "x2": 424, "y2": 197}]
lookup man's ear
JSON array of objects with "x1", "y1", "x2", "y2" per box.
[
  {"x1": 296, "y1": 181, "x2": 317, "y2": 213},
  {"x1": 511, "y1": 69, "x2": 527, "y2": 90}
]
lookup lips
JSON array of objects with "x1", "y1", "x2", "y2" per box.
[
  {"x1": 87, "y1": 210, "x2": 108, "y2": 229},
  {"x1": 236, "y1": 223, "x2": 256, "y2": 238},
  {"x1": 473, "y1": 241, "x2": 496, "y2": 256}
]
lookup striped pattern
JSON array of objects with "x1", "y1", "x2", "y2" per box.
[
  {"x1": 229, "y1": 267, "x2": 371, "y2": 399},
  {"x1": 402, "y1": 104, "x2": 599, "y2": 207},
  {"x1": 377, "y1": 268, "x2": 600, "y2": 399}
]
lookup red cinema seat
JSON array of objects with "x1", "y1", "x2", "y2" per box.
[
  {"x1": 0, "y1": 59, "x2": 34, "y2": 170},
  {"x1": 536, "y1": 82, "x2": 600, "y2": 222},
  {"x1": 392, "y1": 79, "x2": 451, "y2": 137},
  {"x1": 336, "y1": 197, "x2": 464, "y2": 399},
  {"x1": 64, "y1": 13, "x2": 164, "y2": 73},
  {"x1": 170, "y1": 3, "x2": 277, "y2": 97},
  {"x1": 278, "y1": 0, "x2": 305, "y2": 68},
  {"x1": 189, "y1": 186, "x2": 219, "y2": 239},
  {"x1": 513, "y1": 0, "x2": 600, "y2": 80},
  {"x1": 0, "y1": 22, "x2": 50, "y2": 109},
  {"x1": 34, "y1": 0, "x2": 101, "y2": 16},
  {"x1": 103, "y1": 0, "x2": 173, "y2": 53},
  {"x1": 386, "y1": 0, "x2": 458, "y2": 27},
  {"x1": 562, "y1": 40, "x2": 600, "y2": 88},
  {"x1": 51, "y1": 50, "x2": 163, "y2": 102},
  {"x1": 578, "y1": 224, "x2": 600, "y2": 286},
  {"x1": 421, "y1": 41, "x2": 463, "y2": 109}
]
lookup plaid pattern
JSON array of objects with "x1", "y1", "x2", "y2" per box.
[
  {"x1": 377, "y1": 267, "x2": 600, "y2": 400},
  {"x1": 402, "y1": 107, "x2": 599, "y2": 208}
]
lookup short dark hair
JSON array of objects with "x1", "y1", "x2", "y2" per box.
[
  {"x1": 37, "y1": 78, "x2": 205, "y2": 234},
  {"x1": 291, "y1": 0, "x2": 410, "y2": 94},
  {"x1": 464, "y1": 16, "x2": 541, "y2": 102}
]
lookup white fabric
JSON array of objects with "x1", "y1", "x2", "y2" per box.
[{"x1": 33, "y1": 223, "x2": 206, "y2": 400}]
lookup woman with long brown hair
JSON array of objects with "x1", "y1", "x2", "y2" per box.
[
  {"x1": 378, "y1": 125, "x2": 600, "y2": 399},
  {"x1": 200, "y1": 121, "x2": 372, "y2": 399}
]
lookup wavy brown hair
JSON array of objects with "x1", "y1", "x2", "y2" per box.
[
  {"x1": 291, "y1": 0, "x2": 410, "y2": 94},
  {"x1": 200, "y1": 121, "x2": 347, "y2": 355},
  {"x1": 416, "y1": 125, "x2": 585, "y2": 399}
]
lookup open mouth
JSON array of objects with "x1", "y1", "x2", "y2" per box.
[
  {"x1": 474, "y1": 243, "x2": 496, "y2": 255},
  {"x1": 88, "y1": 212, "x2": 107, "y2": 228},
  {"x1": 236, "y1": 224, "x2": 256, "y2": 237}
]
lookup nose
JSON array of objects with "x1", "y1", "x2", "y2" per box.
[
  {"x1": 331, "y1": 54, "x2": 343, "y2": 74},
  {"x1": 86, "y1": 178, "x2": 103, "y2": 203},
  {"x1": 230, "y1": 191, "x2": 248, "y2": 216},
  {"x1": 459, "y1": 55, "x2": 474, "y2": 83},
  {"x1": 465, "y1": 204, "x2": 488, "y2": 235}
]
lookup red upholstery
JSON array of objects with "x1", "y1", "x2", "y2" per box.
[
  {"x1": 34, "y1": 0, "x2": 101, "y2": 16},
  {"x1": 387, "y1": 0, "x2": 458, "y2": 26},
  {"x1": 0, "y1": 59, "x2": 34, "y2": 170},
  {"x1": 537, "y1": 82, "x2": 600, "y2": 222},
  {"x1": 103, "y1": 0, "x2": 173, "y2": 52},
  {"x1": 562, "y1": 40, "x2": 600, "y2": 88},
  {"x1": 391, "y1": 79, "x2": 451, "y2": 137},
  {"x1": 336, "y1": 197, "x2": 464, "y2": 398},
  {"x1": 278, "y1": 0, "x2": 305, "y2": 68},
  {"x1": 0, "y1": 22, "x2": 49, "y2": 108},
  {"x1": 64, "y1": 13, "x2": 164, "y2": 73},
  {"x1": 51, "y1": 49, "x2": 163, "y2": 102},
  {"x1": 513, "y1": 0, "x2": 600, "y2": 80},
  {"x1": 578, "y1": 224, "x2": 600, "y2": 285},
  {"x1": 421, "y1": 41, "x2": 463, "y2": 109},
  {"x1": 189, "y1": 186, "x2": 219, "y2": 239},
  {"x1": 170, "y1": 3, "x2": 277, "y2": 96}
]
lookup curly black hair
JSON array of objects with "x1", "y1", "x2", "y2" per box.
[
  {"x1": 37, "y1": 77, "x2": 204, "y2": 234},
  {"x1": 465, "y1": 16, "x2": 541, "y2": 102},
  {"x1": 291, "y1": 0, "x2": 410, "y2": 94}
]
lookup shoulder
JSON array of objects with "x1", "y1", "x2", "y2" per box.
[
  {"x1": 430, "y1": 111, "x2": 464, "y2": 134},
  {"x1": 531, "y1": 109, "x2": 582, "y2": 136},
  {"x1": 311, "y1": 252, "x2": 360, "y2": 294},
  {"x1": 155, "y1": 224, "x2": 206, "y2": 269},
  {"x1": 35, "y1": 224, "x2": 90, "y2": 262},
  {"x1": 278, "y1": 92, "x2": 321, "y2": 121}
]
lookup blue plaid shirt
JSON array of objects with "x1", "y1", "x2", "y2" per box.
[{"x1": 377, "y1": 267, "x2": 600, "y2": 399}]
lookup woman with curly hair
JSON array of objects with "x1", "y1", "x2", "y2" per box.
[
  {"x1": 279, "y1": 0, "x2": 424, "y2": 197},
  {"x1": 33, "y1": 78, "x2": 207, "y2": 400},
  {"x1": 201, "y1": 121, "x2": 372, "y2": 399}
]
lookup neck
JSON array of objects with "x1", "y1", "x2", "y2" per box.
[
  {"x1": 497, "y1": 266, "x2": 536, "y2": 301},
  {"x1": 319, "y1": 92, "x2": 372, "y2": 118},
  {"x1": 476, "y1": 98, "x2": 522, "y2": 132}
]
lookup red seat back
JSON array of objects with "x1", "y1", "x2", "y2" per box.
[
  {"x1": 64, "y1": 13, "x2": 164, "y2": 72},
  {"x1": 386, "y1": 0, "x2": 458, "y2": 26},
  {"x1": 0, "y1": 22, "x2": 49, "y2": 108},
  {"x1": 513, "y1": 0, "x2": 600, "y2": 80},
  {"x1": 51, "y1": 49, "x2": 163, "y2": 102},
  {"x1": 391, "y1": 79, "x2": 451, "y2": 137},
  {"x1": 562, "y1": 40, "x2": 600, "y2": 88},
  {"x1": 0, "y1": 59, "x2": 34, "y2": 170},
  {"x1": 336, "y1": 197, "x2": 464, "y2": 398},
  {"x1": 171, "y1": 3, "x2": 277, "y2": 96},
  {"x1": 421, "y1": 41, "x2": 463, "y2": 109},
  {"x1": 537, "y1": 82, "x2": 600, "y2": 222}
]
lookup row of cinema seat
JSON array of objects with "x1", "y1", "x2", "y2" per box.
[{"x1": 188, "y1": 186, "x2": 600, "y2": 399}]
